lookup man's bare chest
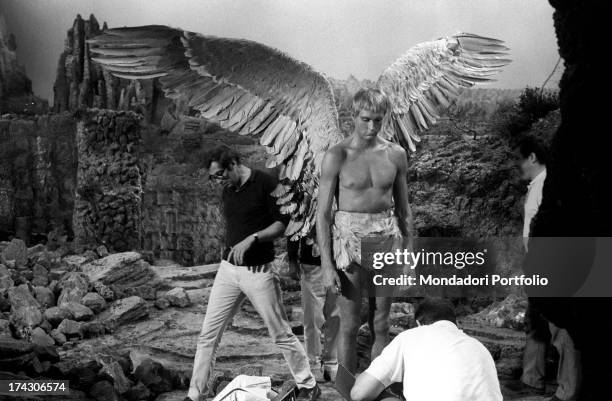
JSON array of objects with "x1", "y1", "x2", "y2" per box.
[{"x1": 339, "y1": 152, "x2": 396, "y2": 191}]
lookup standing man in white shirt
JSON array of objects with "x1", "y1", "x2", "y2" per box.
[
  {"x1": 350, "y1": 298, "x2": 502, "y2": 401},
  {"x1": 515, "y1": 136, "x2": 581, "y2": 401}
]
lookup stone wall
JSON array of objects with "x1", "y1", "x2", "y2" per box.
[
  {"x1": 141, "y1": 176, "x2": 223, "y2": 265},
  {"x1": 0, "y1": 114, "x2": 77, "y2": 242},
  {"x1": 73, "y1": 110, "x2": 143, "y2": 252},
  {"x1": 139, "y1": 116, "x2": 269, "y2": 265}
]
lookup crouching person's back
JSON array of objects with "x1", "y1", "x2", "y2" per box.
[{"x1": 350, "y1": 298, "x2": 502, "y2": 401}]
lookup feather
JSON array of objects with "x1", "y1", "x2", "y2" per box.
[
  {"x1": 89, "y1": 25, "x2": 342, "y2": 244},
  {"x1": 378, "y1": 32, "x2": 510, "y2": 150}
]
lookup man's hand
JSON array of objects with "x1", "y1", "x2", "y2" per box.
[
  {"x1": 247, "y1": 264, "x2": 268, "y2": 273},
  {"x1": 322, "y1": 261, "x2": 342, "y2": 294},
  {"x1": 228, "y1": 235, "x2": 256, "y2": 265}
]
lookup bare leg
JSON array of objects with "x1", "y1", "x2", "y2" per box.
[
  {"x1": 337, "y1": 265, "x2": 362, "y2": 373},
  {"x1": 371, "y1": 296, "x2": 392, "y2": 360}
]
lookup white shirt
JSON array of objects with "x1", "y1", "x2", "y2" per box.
[
  {"x1": 523, "y1": 169, "x2": 547, "y2": 241},
  {"x1": 365, "y1": 320, "x2": 502, "y2": 401}
]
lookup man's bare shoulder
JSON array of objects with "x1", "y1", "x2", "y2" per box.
[
  {"x1": 324, "y1": 139, "x2": 350, "y2": 160},
  {"x1": 379, "y1": 139, "x2": 407, "y2": 163}
]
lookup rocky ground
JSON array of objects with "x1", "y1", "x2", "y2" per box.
[{"x1": 1, "y1": 240, "x2": 559, "y2": 400}]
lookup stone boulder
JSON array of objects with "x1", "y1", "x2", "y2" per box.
[
  {"x1": 8, "y1": 284, "x2": 42, "y2": 334},
  {"x1": 62, "y1": 254, "x2": 89, "y2": 271},
  {"x1": 44, "y1": 306, "x2": 74, "y2": 326},
  {"x1": 38, "y1": 319, "x2": 52, "y2": 333},
  {"x1": 50, "y1": 329, "x2": 67, "y2": 345},
  {"x1": 31, "y1": 264, "x2": 49, "y2": 286},
  {"x1": 8, "y1": 284, "x2": 40, "y2": 309},
  {"x1": 57, "y1": 272, "x2": 90, "y2": 306},
  {"x1": 97, "y1": 245, "x2": 110, "y2": 258},
  {"x1": 82, "y1": 252, "x2": 161, "y2": 298},
  {"x1": 82, "y1": 321, "x2": 109, "y2": 338},
  {"x1": 164, "y1": 287, "x2": 191, "y2": 308},
  {"x1": 93, "y1": 281, "x2": 115, "y2": 301},
  {"x1": 27, "y1": 244, "x2": 46, "y2": 255},
  {"x1": 62, "y1": 302, "x2": 94, "y2": 321},
  {"x1": 154, "y1": 297, "x2": 170, "y2": 310},
  {"x1": 82, "y1": 292, "x2": 107, "y2": 313},
  {"x1": 1, "y1": 238, "x2": 27, "y2": 267},
  {"x1": 99, "y1": 296, "x2": 148, "y2": 327},
  {"x1": 56, "y1": 319, "x2": 83, "y2": 339},
  {"x1": 31, "y1": 327, "x2": 54, "y2": 347},
  {"x1": 33, "y1": 286, "x2": 55, "y2": 307},
  {"x1": 10, "y1": 305, "x2": 43, "y2": 336},
  {"x1": 28, "y1": 250, "x2": 61, "y2": 270},
  {"x1": 96, "y1": 353, "x2": 131, "y2": 394}
]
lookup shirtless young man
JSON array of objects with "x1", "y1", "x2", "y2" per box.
[{"x1": 316, "y1": 88, "x2": 413, "y2": 374}]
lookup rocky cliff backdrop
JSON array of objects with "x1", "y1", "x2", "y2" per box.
[
  {"x1": 0, "y1": 9, "x2": 571, "y2": 401},
  {"x1": 0, "y1": 14, "x2": 559, "y2": 266}
]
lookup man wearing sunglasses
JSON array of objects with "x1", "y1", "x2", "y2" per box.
[{"x1": 186, "y1": 145, "x2": 319, "y2": 401}]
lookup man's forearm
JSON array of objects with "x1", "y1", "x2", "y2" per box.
[
  {"x1": 254, "y1": 221, "x2": 286, "y2": 242},
  {"x1": 395, "y1": 203, "x2": 414, "y2": 239}
]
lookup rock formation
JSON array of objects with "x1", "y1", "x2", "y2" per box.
[
  {"x1": 73, "y1": 109, "x2": 144, "y2": 252},
  {"x1": 53, "y1": 14, "x2": 108, "y2": 113},
  {"x1": 0, "y1": 14, "x2": 47, "y2": 115},
  {"x1": 52, "y1": 14, "x2": 170, "y2": 124},
  {"x1": 0, "y1": 15, "x2": 31, "y2": 100}
]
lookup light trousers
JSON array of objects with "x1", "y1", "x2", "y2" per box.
[
  {"x1": 187, "y1": 260, "x2": 316, "y2": 400},
  {"x1": 300, "y1": 263, "x2": 340, "y2": 369}
]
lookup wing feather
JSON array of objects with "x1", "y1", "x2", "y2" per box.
[
  {"x1": 378, "y1": 32, "x2": 511, "y2": 149},
  {"x1": 89, "y1": 25, "x2": 343, "y2": 241}
]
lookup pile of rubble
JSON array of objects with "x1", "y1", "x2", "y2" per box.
[
  {"x1": 0, "y1": 238, "x2": 194, "y2": 400},
  {"x1": 464, "y1": 294, "x2": 527, "y2": 330}
]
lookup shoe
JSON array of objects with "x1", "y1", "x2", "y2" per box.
[
  {"x1": 322, "y1": 369, "x2": 332, "y2": 383},
  {"x1": 296, "y1": 384, "x2": 321, "y2": 401},
  {"x1": 320, "y1": 360, "x2": 337, "y2": 383}
]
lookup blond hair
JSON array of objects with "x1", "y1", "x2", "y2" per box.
[{"x1": 351, "y1": 88, "x2": 390, "y2": 116}]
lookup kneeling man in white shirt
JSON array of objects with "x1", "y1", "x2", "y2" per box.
[{"x1": 351, "y1": 298, "x2": 502, "y2": 401}]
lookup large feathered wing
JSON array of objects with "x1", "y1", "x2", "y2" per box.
[
  {"x1": 88, "y1": 25, "x2": 343, "y2": 240},
  {"x1": 377, "y1": 32, "x2": 511, "y2": 151}
]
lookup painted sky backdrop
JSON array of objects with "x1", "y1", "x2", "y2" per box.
[{"x1": 1, "y1": 0, "x2": 561, "y2": 103}]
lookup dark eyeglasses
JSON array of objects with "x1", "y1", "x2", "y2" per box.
[{"x1": 209, "y1": 170, "x2": 227, "y2": 181}]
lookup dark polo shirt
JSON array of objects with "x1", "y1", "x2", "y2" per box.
[{"x1": 222, "y1": 169, "x2": 286, "y2": 266}]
